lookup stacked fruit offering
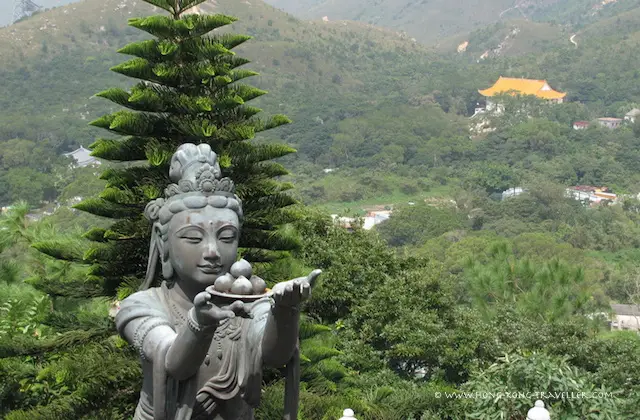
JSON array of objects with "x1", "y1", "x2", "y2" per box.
[{"x1": 213, "y1": 258, "x2": 268, "y2": 295}]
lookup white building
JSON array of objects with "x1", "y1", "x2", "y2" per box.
[
  {"x1": 502, "y1": 187, "x2": 525, "y2": 200},
  {"x1": 610, "y1": 304, "x2": 640, "y2": 331},
  {"x1": 63, "y1": 146, "x2": 100, "y2": 167},
  {"x1": 597, "y1": 117, "x2": 623, "y2": 129},
  {"x1": 625, "y1": 108, "x2": 640, "y2": 124},
  {"x1": 331, "y1": 210, "x2": 392, "y2": 231}
]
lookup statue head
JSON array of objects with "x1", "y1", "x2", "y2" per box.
[{"x1": 141, "y1": 143, "x2": 243, "y2": 293}]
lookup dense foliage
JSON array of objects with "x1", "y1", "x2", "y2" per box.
[{"x1": 3, "y1": 0, "x2": 640, "y2": 418}]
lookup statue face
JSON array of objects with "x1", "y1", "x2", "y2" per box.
[{"x1": 167, "y1": 206, "x2": 240, "y2": 292}]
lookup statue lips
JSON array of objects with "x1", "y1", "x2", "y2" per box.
[{"x1": 198, "y1": 264, "x2": 223, "y2": 275}]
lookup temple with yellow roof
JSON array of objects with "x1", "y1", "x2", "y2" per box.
[{"x1": 479, "y1": 76, "x2": 566, "y2": 112}]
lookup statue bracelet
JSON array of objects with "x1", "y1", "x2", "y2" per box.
[
  {"x1": 187, "y1": 308, "x2": 217, "y2": 336},
  {"x1": 272, "y1": 302, "x2": 301, "y2": 314}
]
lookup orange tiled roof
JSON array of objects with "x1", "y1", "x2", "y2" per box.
[{"x1": 479, "y1": 76, "x2": 566, "y2": 100}]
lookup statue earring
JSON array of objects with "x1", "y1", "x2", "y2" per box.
[{"x1": 162, "y1": 258, "x2": 174, "y2": 279}]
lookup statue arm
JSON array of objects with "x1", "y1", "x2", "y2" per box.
[
  {"x1": 261, "y1": 270, "x2": 320, "y2": 367},
  {"x1": 261, "y1": 304, "x2": 300, "y2": 367},
  {"x1": 117, "y1": 294, "x2": 215, "y2": 381},
  {"x1": 164, "y1": 309, "x2": 215, "y2": 380}
]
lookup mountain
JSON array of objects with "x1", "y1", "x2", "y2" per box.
[
  {"x1": 264, "y1": 0, "x2": 561, "y2": 42},
  {"x1": 0, "y1": 0, "x2": 78, "y2": 28},
  {"x1": 264, "y1": 0, "x2": 640, "y2": 43}
]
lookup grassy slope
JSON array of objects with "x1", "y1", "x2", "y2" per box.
[
  {"x1": 437, "y1": 19, "x2": 569, "y2": 58},
  {"x1": 265, "y1": 0, "x2": 640, "y2": 48},
  {"x1": 262, "y1": 0, "x2": 584, "y2": 43},
  {"x1": 0, "y1": 0, "x2": 421, "y2": 65}
]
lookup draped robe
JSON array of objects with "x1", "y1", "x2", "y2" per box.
[{"x1": 115, "y1": 282, "x2": 271, "y2": 420}]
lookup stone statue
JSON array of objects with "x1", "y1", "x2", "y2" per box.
[
  {"x1": 115, "y1": 143, "x2": 321, "y2": 420},
  {"x1": 526, "y1": 400, "x2": 551, "y2": 420}
]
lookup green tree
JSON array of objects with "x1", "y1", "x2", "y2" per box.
[
  {"x1": 35, "y1": 0, "x2": 298, "y2": 298},
  {"x1": 465, "y1": 162, "x2": 520, "y2": 195},
  {"x1": 292, "y1": 209, "x2": 403, "y2": 323},
  {"x1": 376, "y1": 202, "x2": 466, "y2": 247},
  {"x1": 347, "y1": 264, "x2": 486, "y2": 384},
  {"x1": 2, "y1": 168, "x2": 55, "y2": 206},
  {"x1": 461, "y1": 352, "x2": 623, "y2": 419},
  {"x1": 464, "y1": 242, "x2": 598, "y2": 321}
]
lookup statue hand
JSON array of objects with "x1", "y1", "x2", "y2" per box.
[
  {"x1": 272, "y1": 269, "x2": 321, "y2": 309},
  {"x1": 193, "y1": 292, "x2": 249, "y2": 326}
]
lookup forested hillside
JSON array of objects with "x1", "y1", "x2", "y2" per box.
[
  {"x1": 3, "y1": 0, "x2": 640, "y2": 418},
  {"x1": 0, "y1": 0, "x2": 447, "y2": 205},
  {"x1": 9, "y1": 0, "x2": 640, "y2": 208}
]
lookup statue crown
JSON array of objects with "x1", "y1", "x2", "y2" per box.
[
  {"x1": 164, "y1": 143, "x2": 235, "y2": 199},
  {"x1": 144, "y1": 143, "x2": 242, "y2": 225}
]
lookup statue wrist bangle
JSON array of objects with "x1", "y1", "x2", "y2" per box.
[
  {"x1": 273, "y1": 303, "x2": 300, "y2": 313},
  {"x1": 187, "y1": 309, "x2": 216, "y2": 336}
]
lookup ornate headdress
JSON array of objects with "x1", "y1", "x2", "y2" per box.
[{"x1": 141, "y1": 143, "x2": 242, "y2": 290}]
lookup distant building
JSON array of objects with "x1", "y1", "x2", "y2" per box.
[
  {"x1": 625, "y1": 108, "x2": 640, "y2": 123},
  {"x1": 472, "y1": 103, "x2": 485, "y2": 116},
  {"x1": 63, "y1": 146, "x2": 100, "y2": 167},
  {"x1": 501, "y1": 187, "x2": 525, "y2": 200},
  {"x1": 479, "y1": 76, "x2": 566, "y2": 113},
  {"x1": 566, "y1": 185, "x2": 617, "y2": 205},
  {"x1": 597, "y1": 117, "x2": 622, "y2": 129},
  {"x1": 366, "y1": 210, "x2": 391, "y2": 228},
  {"x1": 457, "y1": 41, "x2": 469, "y2": 53},
  {"x1": 469, "y1": 107, "x2": 495, "y2": 134},
  {"x1": 610, "y1": 304, "x2": 640, "y2": 331},
  {"x1": 331, "y1": 210, "x2": 393, "y2": 232},
  {"x1": 573, "y1": 121, "x2": 590, "y2": 130}
]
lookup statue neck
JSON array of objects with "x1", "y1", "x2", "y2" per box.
[{"x1": 167, "y1": 280, "x2": 197, "y2": 308}]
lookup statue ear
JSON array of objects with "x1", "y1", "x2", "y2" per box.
[
  {"x1": 156, "y1": 226, "x2": 174, "y2": 280},
  {"x1": 161, "y1": 258, "x2": 173, "y2": 279},
  {"x1": 141, "y1": 223, "x2": 166, "y2": 290}
]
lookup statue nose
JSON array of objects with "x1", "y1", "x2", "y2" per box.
[{"x1": 203, "y1": 241, "x2": 219, "y2": 259}]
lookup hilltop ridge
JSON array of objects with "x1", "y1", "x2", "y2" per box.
[
  {"x1": 0, "y1": 0, "x2": 443, "y2": 156},
  {"x1": 264, "y1": 0, "x2": 640, "y2": 43},
  {"x1": 0, "y1": 0, "x2": 78, "y2": 28},
  {"x1": 0, "y1": 0, "x2": 423, "y2": 64}
]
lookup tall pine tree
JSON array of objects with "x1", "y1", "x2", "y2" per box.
[
  {"x1": 1, "y1": 1, "x2": 300, "y2": 418},
  {"x1": 39, "y1": 0, "x2": 298, "y2": 298}
]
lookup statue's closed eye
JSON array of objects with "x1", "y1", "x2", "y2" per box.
[
  {"x1": 218, "y1": 231, "x2": 237, "y2": 243},
  {"x1": 183, "y1": 236, "x2": 203, "y2": 243}
]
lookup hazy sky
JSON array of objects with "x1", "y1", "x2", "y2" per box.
[{"x1": 0, "y1": 0, "x2": 79, "y2": 28}]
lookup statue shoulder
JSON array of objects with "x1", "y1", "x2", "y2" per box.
[
  {"x1": 250, "y1": 297, "x2": 272, "y2": 319},
  {"x1": 120, "y1": 288, "x2": 164, "y2": 310},
  {"x1": 115, "y1": 287, "x2": 169, "y2": 333}
]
